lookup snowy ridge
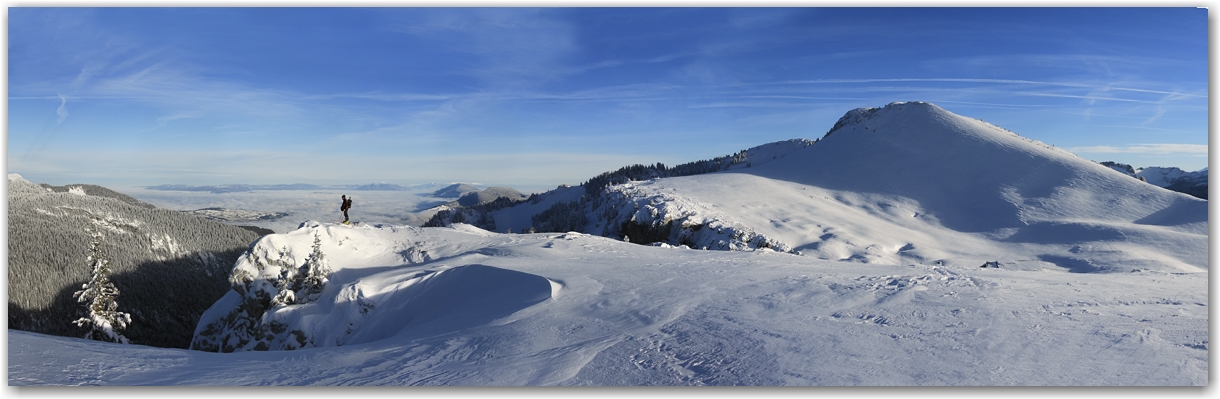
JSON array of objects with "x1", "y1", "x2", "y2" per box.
[
  {"x1": 424, "y1": 138, "x2": 816, "y2": 231},
  {"x1": 756, "y1": 101, "x2": 1205, "y2": 227},
  {"x1": 477, "y1": 102, "x2": 1206, "y2": 273},
  {"x1": 715, "y1": 138, "x2": 818, "y2": 171},
  {"x1": 740, "y1": 102, "x2": 1207, "y2": 271}
]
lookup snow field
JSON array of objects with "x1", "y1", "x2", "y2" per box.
[{"x1": 10, "y1": 222, "x2": 1207, "y2": 385}]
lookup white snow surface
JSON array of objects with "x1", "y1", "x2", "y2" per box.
[
  {"x1": 738, "y1": 102, "x2": 1206, "y2": 272},
  {"x1": 491, "y1": 102, "x2": 1206, "y2": 274},
  {"x1": 7, "y1": 102, "x2": 1208, "y2": 386},
  {"x1": 8, "y1": 221, "x2": 1208, "y2": 385}
]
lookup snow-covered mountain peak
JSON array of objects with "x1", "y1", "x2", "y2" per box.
[
  {"x1": 824, "y1": 101, "x2": 945, "y2": 138},
  {"x1": 696, "y1": 102, "x2": 1204, "y2": 270},
  {"x1": 755, "y1": 101, "x2": 1135, "y2": 227}
]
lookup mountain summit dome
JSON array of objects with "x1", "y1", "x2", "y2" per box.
[{"x1": 754, "y1": 101, "x2": 1200, "y2": 232}]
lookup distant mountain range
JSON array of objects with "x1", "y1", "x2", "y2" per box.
[
  {"x1": 430, "y1": 183, "x2": 482, "y2": 198},
  {"x1": 1100, "y1": 162, "x2": 1208, "y2": 200}
]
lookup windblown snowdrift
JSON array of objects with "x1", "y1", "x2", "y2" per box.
[{"x1": 191, "y1": 222, "x2": 556, "y2": 352}]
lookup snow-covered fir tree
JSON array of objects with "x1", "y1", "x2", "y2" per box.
[
  {"x1": 295, "y1": 233, "x2": 331, "y2": 304},
  {"x1": 72, "y1": 225, "x2": 132, "y2": 344},
  {"x1": 269, "y1": 234, "x2": 330, "y2": 306},
  {"x1": 270, "y1": 251, "x2": 299, "y2": 307}
]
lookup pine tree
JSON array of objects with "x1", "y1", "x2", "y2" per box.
[
  {"x1": 271, "y1": 258, "x2": 298, "y2": 307},
  {"x1": 72, "y1": 226, "x2": 131, "y2": 344},
  {"x1": 295, "y1": 233, "x2": 331, "y2": 304}
]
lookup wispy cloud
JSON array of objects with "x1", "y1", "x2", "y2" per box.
[
  {"x1": 11, "y1": 39, "x2": 312, "y2": 134},
  {"x1": 1144, "y1": 106, "x2": 1168, "y2": 126},
  {"x1": 305, "y1": 92, "x2": 454, "y2": 102},
  {"x1": 688, "y1": 95, "x2": 863, "y2": 109},
  {"x1": 509, "y1": 83, "x2": 681, "y2": 103},
  {"x1": 55, "y1": 94, "x2": 69, "y2": 124},
  {"x1": 1069, "y1": 144, "x2": 1208, "y2": 155},
  {"x1": 921, "y1": 53, "x2": 1201, "y2": 80},
  {"x1": 386, "y1": 8, "x2": 579, "y2": 87},
  {"x1": 777, "y1": 78, "x2": 1205, "y2": 99},
  {"x1": 1014, "y1": 91, "x2": 1169, "y2": 105}
]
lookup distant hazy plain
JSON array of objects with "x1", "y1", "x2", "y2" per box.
[{"x1": 118, "y1": 187, "x2": 453, "y2": 234}]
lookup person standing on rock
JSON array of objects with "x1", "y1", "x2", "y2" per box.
[{"x1": 340, "y1": 195, "x2": 353, "y2": 224}]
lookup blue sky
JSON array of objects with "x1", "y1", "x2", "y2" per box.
[{"x1": 8, "y1": 7, "x2": 1208, "y2": 191}]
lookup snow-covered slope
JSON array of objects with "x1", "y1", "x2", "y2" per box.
[
  {"x1": 482, "y1": 102, "x2": 1206, "y2": 273},
  {"x1": 10, "y1": 222, "x2": 1207, "y2": 385},
  {"x1": 715, "y1": 102, "x2": 1206, "y2": 271},
  {"x1": 751, "y1": 102, "x2": 1202, "y2": 233}
]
